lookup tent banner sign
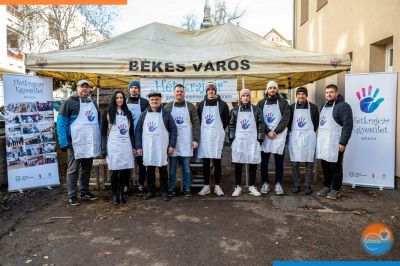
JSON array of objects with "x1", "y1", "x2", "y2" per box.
[
  {"x1": 343, "y1": 72, "x2": 397, "y2": 189},
  {"x1": 3, "y1": 74, "x2": 60, "y2": 192},
  {"x1": 140, "y1": 77, "x2": 238, "y2": 103}
]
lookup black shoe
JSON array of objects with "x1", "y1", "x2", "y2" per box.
[
  {"x1": 304, "y1": 186, "x2": 312, "y2": 195},
  {"x1": 184, "y1": 189, "x2": 192, "y2": 197},
  {"x1": 112, "y1": 193, "x2": 120, "y2": 205},
  {"x1": 143, "y1": 192, "x2": 154, "y2": 200},
  {"x1": 167, "y1": 190, "x2": 175, "y2": 197},
  {"x1": 161, "y1": 193, "x2": 170, "y2": 201},
  {"x1": 80, "y1": 192, "x2": 97, "y2": 201},
  {"x1": 119, "y1": 191, "x2": 126, "y2": 204},
  {"x1": 292, "y1": 186, "x2": 300, "y2": 193},
  {"x1": 68, "y1": 196, "x2": 80, "y2": 206}
]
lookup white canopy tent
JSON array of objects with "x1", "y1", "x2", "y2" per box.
[{"x1": 25, "y1": 22, "x2": 351, "y2": 90}]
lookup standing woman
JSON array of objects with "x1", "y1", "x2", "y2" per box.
[
  {"x1": 102, "y1": 91, "x2": 135, "y2": 205},
  {"x1": 229, "y1": 89, "x2": 264, "y2": 197}
]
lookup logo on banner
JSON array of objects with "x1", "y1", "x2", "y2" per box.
[
  {"x1": 205, "y1": 114, "x2": 214, "y2": 125},
  {"x1": 85, "y1": 111, "x2": 95, "y2": 122},
  {"x1": 356, "y1": 85, "x2": 384, "y2": 113},
  {"x1": 118, "y1": 124, "x2": 127, "y2": 135},
  {"x1": 147, "y1": 121, "x2": 158, "y2": 132},
  {"x1": 265, "y1": 112, "x2": 275, "y2": 123},
  {"x1": 297, "y1": 117, "x2": 306, "y2": 128},
  {"x1": 362, "y1": 223, "x2": 393, "y2": 256},
  {"x1": 240, "y1": 119, "x2": 250, "y2": 129},
  {"x1": 320, "y1": 116, "x2": 327, "y2": 126},
  {"x1": 174, "y1": 116, "x2": 184, "y2": 125}
]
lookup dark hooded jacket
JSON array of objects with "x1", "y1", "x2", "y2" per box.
[{"x1": 256, "y1": 95, "x2": 290, "y2": 134}]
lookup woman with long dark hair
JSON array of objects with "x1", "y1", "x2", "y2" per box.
[{"x1": 101, "y1": 90, "x2": 135, "y2": 204}]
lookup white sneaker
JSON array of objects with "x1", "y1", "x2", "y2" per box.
[
  {"x1": 214, "y1": 185, "x2": 224, "y2": 196},
  {"x1": 248, "y1": 186, "x2": 261, "y2": 197},
  {"x1": 232, "y1": 186, "x2": 242, "y2": 197},
  {"x1": 198, "y1": 185, "x2": 210, "y2": 196},
  {"x1": 260, "y1": 183, "x2": 270, "y2": 194},
  {"x1": 275, "y1": 183, "x2": 284, "y2": 195}
]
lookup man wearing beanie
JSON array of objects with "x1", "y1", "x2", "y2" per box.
[
  {"x1": 228, "y1": 88, "x2": 264, "y2": 197},
  {"x1": 256, "y1": 80, "x2": 290, "y2": 195},
  {"x1": 288, "y1": 87, "x2": 319, "y2": 195},
  {"x1": 126, "y1": 80, "x2": 149, "y2": 196},
  {"x1": 197, "y1": 82, "x2": 230, "y2": 196}
]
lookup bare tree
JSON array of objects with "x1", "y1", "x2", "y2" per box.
[
  {"x1": 181, "y1": 14, "x2": 198, "y2": 31},
  {"x1": 213, "y1": 0, "x2": 246, "y2": 25}
]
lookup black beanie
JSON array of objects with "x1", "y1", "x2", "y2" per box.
[{"x1": 296, "y1": 87, "x2": 308, "y2": 96}]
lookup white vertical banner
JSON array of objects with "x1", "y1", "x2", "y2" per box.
[
  {"x1": 344, "y1": 72, "x2": 397, "y2": 189},
  {"x1": 3, "y1": 74, "x2": 60, "y2": 192}
]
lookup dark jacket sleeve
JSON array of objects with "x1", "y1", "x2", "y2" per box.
[
  {"x1": 135, "y1": 112, "x2": 146, "y2": 149},
  {"x1": 140, "y1": 97, "x2": 150, "y2": 112},
  {"x1": 164, "y1": 111, "x2": 177, "y2": 148},
  {"x1": 128, "y1": 112, "x2": 135, "y2": 149},
  {"x1": 274, "y1": 99, "x2": 290, "y2": 134},
  {"x1": 288, "y1": 103, "x2": 295, "y2": 132},
  {"x1": 336, "y1": 102, "x2": 353, "y2": 146},
  {"x1": 256, "y1": 99, "x2": 272, "y2": 134},
  {"x1": 197, "y1": 100, "x2": 204, "y2": 125},
  {"x1": 255, "y1": 106, "x2": 265, "y2": 142},
  {"x1": 101, "y1": 110, "x2": 109, "y2": 154},
  {"x1": 188, "y1": 102, "x2": 200, "y2": 142},
  {"x1": 310, "y1": 103, "x2": 319, "y2": 132},
  {"x1": 228, "y1": 107, "x2": 238, "y2": 140},
  {"x1": 220, "y1": 101, "x2": 230, "y2": 130}
]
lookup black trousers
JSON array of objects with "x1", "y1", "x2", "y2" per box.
[
  {"x1": 111, "y1": 169, "x2": 130, "y2": 193},
  {"x1": 234, "y1": 163, "x2": 257, "y2": 186},
  {"x1": 321, "y1": 152, "x2": 344, "y2": 191},
  {"x1": 202, "y1": 158, "x2": 221, "y2": 185},
  {"x1": 147, "y1": 166, "x2": 168, "y2": 193},
  {"x1": 136, "y1": 156, "x2": 147, "y2": 186},
  {"x1": 261, "y1": 152, "x2": 284, "y2": 184}
]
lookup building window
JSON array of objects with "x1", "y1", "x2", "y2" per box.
[
  {"x1": 386, "y1": 43, "x2": 393, "y2": 72},
  {"x1": 317, "y1": 0, "x2": 328, "y2": 11},
  {"x1": 300, "y1": 0, "x2": 309, "y2": 26}
]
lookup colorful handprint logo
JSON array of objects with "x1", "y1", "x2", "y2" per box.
[
  {"x1": 265, "y1": 112, "x2": 275, "y2": 124},
  {"x1": 320, "y1": 116, "x2": 327, "y2": 127},
  {"x1": 118, "y1": 124, "x2": 127, "y2": 135},
  {"x1": 85, "y1": 111, "x2": 95, "y2": 122},
  {"x1": 297, "y1": 117, "x2": 306, "y2": 128},
  {"x1": 240, "y1": 119, "x2": 251, "y2": 129},
  {"x1": 147, "y1": 121, "x2": 158, "y2": 132},
  {"x1": 205, "y1": 114, "x2": 214, "y2": 125},
  {"x1": 356, "y1": 85, "x2": 384, "y2": 113},
  {"x1": 175, "y1": 116, "x2": 184, "y2": 125}
]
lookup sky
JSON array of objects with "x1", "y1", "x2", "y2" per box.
[{"x1": 112, "y1": 0, "x2": 294, "y2": 40}]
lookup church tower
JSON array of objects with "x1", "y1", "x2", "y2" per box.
[{"x1": 200, "y1": 0, "x2": 213, "y2": 29}]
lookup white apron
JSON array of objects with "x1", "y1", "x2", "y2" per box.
[
  {"x1": 142, "y1": 109, "x2": 169, "y2": 167},
  {"x1": 127, "y1": 98, "x2": 141, "y2": 131},
  {"x1": 198, "y1": 101, "x2": 225, "y2": 159},
  {"x1": 106, "y1": 114, "x2": 135, "y2": 170},
  {"x1": 262, "y1": 100, "x2": 287, "y2": 155},
  {"x1": 70, "y1": 97, "x2": 101, "y2": 159},
  {"x1": 288, "y1": 102, "x2": 316, "y2": 162},
  {"x1": 231, "y1": 105, "x2": 261, "y2": 164},
  {"x1": 171, "y1": 101, "x2": 193, "y2": 157},
  {"x1": 316, "y1": 102, "x2": 342, "y2": 163}
]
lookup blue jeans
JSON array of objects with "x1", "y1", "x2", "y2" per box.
[{"x1": 169, "y1": 156, "x2": 191, "y2": 191}]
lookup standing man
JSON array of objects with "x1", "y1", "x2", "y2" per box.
[
  {"x1": 165, "y1": 84, "x2": 200, "y2": 197},
  {"x1": 257, "y1": 80, "x2": 290, "y2": 195},
  {"x1": 316, "y1": 84, "x2": 353, "y2": 200},
  {"x1": 288, "y1": 87, "x2": 319, "y2": 195},
  {"x1": 135, "y1": 92, "x2": 177, "y2": 201},
  {"x1": 57, "y1": 80, "x2": 101, "y2": 206},
  {"x1": 197, "y1": 82, "x2": 230, "y2": 196},
  {"x1": 126, "y1": 80, "x2": 149, "y2": 196}
]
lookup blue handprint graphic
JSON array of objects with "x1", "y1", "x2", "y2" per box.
[
  {"x1": 147, "y1": 121, "x2": 158, "y2": 132},
  {"x1": 265, "y1": 112, "x2": 275, "y2": 124},
  {"x1": 175, "y1": 116, "x2": 184, "y2": 125},
  {"x1": 320, "y1": 116, "x2": 327, "y2": 127},
  {"x1": 85, "y1": 111, "x2": 95, "y2": 122},
  {"x1": 205, "y1": 114, "x2": 214, "y2": 125},
  {"x1": 118, "y1": 124, "x2": 127, "y2": 135},
  {"x1": 356, "y1": 85, "x2": 384, "y2": 113},
  {"x1": 297, "y1": 117, "x2": 306, "y2": 128},
  {"x1": 240, "y1": 119, "x2": 251, "y2": 129}
]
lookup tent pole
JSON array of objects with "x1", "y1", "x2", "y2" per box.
[
  {"x1": 96, "y1": 76, "x2": 100, "y2": 107},
  {"x1": 242, "y1": 76, "x2": 245, "y2": 89},
  {"x1": 241, "y1": 75, "x2": 249, "y2": 187}
]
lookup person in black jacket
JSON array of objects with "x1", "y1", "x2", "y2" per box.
[
  {"x1": 256, "y1": 81, "x2": 290, "y2": 195},
  {"x1": 126, "y1": 80, "x2": 149, "y2": 196},
  {"x1": 316, "y1": 84, "x2": 353, "y2": 200},
  {"x1": 135, "y1": 92, "x2": 177, "y2": 201},
  {"x1": 101, "y1": 90, "x2": 135, "y2": 205},
  {"x1": 197, "y1": 83, "x2": 230, "y2": 197},
  {"x1": 288, "y1": 87, "x2": 319, "y2": 195},
  {"x1": 228, "y1": 89, "x2": 264, "y2": 197}
]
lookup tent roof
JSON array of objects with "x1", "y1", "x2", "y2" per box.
[{"x1": 25, "y1": 22, "x2": 350, "y2": 89}]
